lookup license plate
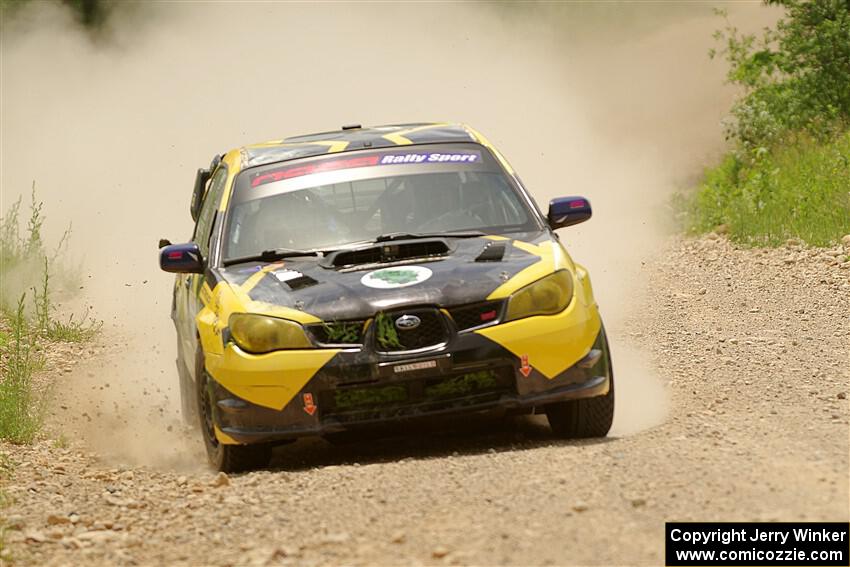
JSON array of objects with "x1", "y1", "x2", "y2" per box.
[{"x1": 393, "y1": 360, "x2": 438, "y2": 374}]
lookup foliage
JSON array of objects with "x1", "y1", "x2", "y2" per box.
[
  {"x1": 0, "y1": 0, "x2": 113, "y2": 29},
  {"x1": 0, "y1": 185, "x2": 100, "y2": 443},
  {"x1": 32, "y1": 257, "x2": 101, "y2": 342},
  {"x1": 334, "y1": 385, "x2": 407, "y2": 410},
  {"x1": 0, "y1": 185, "x2": 51, "y2": 291},
  {"x1": 1, "y1": 185, "x2": 71, "y2": 308},
  {"x1": 374, "y1": 313, "x2": 402, "y2": 350},
  {"x1": 62, "y1": 0, "x2": 111, "y2": 27},
  {"x1": 682, "y1": 131, "x2": 850, "y2": 246},
  {"x1": 424, "y1": 371, "x2": 499, "y2": 400},
  {"x1": 685, "y1": 1, "x2": 850, "y2": 246},
  {"x1": 711, "y1": 0, "x2": 850, "y2": 153},
  {"x1": 321, "y1": 321, "x2": 363, "y2": 344},
  {"x1": 0, "y1": 296, "x2": 46, "y2": 444}
]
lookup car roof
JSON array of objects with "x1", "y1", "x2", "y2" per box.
[{"x1": 238, "y1": 122, "x2": 482, "y2": 169}]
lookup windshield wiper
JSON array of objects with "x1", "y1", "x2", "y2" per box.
[
  {"x1": 223, "y1": 248, "x2": 322, "y2": 267},
  {"x1": 373, "y1": 231, "x2": 486, "y2": 243}
]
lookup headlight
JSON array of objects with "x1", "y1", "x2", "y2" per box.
[
  {"x1": 228, "y1": 313, "x2": 313, "y2": 353},
  {"x1": 505, "y1": 270, "x2": 574, "y2": 322}
]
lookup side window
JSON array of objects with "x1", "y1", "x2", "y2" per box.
[{"x1": 193, "y1": 167, "x2": 228, "y2": 257}]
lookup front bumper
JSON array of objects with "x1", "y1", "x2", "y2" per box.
[{"x1": 207, "y1": 324, "x2": 608, "y2": 445}]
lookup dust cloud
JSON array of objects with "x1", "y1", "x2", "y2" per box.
[{"x1": 1, "y1": 2, "x2": 777, "y2": 463}]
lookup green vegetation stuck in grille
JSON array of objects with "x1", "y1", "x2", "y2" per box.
[
  {"x1": 321, "y1": 321, "x2": 364, "y2": 344},
  {"x1": 374, "y1": 312, "x2": 403, "y2": 350},
  {"x1": 332, "y1": 370, "x2": 503, "y2": 412},
  {"x1": 334, "y1": 385, "x2": 407, "y2": 410},
  {"x1": 424, "y1": 370, "x2": 500, "y2": 400}
]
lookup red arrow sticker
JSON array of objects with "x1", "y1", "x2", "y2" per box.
[
  {"x1": 520, "y1": 355, "x2": 532, "y2": 378},
  {"x1": 303, "y1": 393, "x2": 317, "y2": 416}
]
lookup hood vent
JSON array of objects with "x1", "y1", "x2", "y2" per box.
[
  {"x1": 475, "y1": 241, "x2": 507, "y2": 262},
  {"x1": 325, "y1": 239, "x2": 449, "y2": 268},
  {"x1": 282, "y1": 274, "x2": 318, "y2": 290}
]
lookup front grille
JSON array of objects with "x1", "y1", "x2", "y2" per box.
[
  {"x1": 322, "y1": 367, "x2": 516, "y2": 421},
  {"x1": 375, "y1": 309, "x2": 447, "y2": 352},
  {"x1": 449, "y1": 301, "x2": 503, "y2": 331},
  {"x1": 306, "y1": 320, "x2": 367, "y2": 346}
]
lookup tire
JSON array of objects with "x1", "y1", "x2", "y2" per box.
[
  {"x1": 545, "y1": 325, "x2": 614, "y2": 439},
  {"x1": 195, "y1": 349, "x2": 272, "y2": 473}
]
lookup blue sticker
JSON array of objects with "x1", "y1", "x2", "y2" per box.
[{"x1": 236, "y1": 265, "x2": 264, "y2": 273}]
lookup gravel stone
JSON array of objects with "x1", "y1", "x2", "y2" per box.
[{"x1": 1, "y1": 236, "x2": 847, "y2": 566}]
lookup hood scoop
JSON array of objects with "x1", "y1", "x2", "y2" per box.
[
  {"x1": 323, "y1": 239, "x2": 449, "y2": 269},
  {"x1": 475, "y1": 241, "x2": 508, "y2": 262}
]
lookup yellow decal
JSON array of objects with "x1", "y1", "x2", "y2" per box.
[
  {"x1": 382, "y1": 123, "x2": 451, "y2": 145},
  {"x1": 461, "y1": 125, "x2": 515, "y2": 175},
  {"x1": 310, "y1": 140, "x2": 350, "y2": 153},
  {"x1": 205, "y1": 347, "x2": 340, "y2": 411},
  {"x1": 219, "y1": 277, "x2": 321, "y2": 326},
  {"x1": 247, "y1": 139, "x2": 350, "y2": 153},
  {"x1": 487, "y1": 240, "x2": 573, "y2": 300},
  {"x1": 476, "y1": 300, "x2": 601, "y2": 379},
  {"x1": 199, "y1": 282, "x2": 213, "y2": 306},
  {"x1": 573, "y1": 263, "x2": 597, "y2": 308},
  {"x1": 241, "y1": 262, "x2": 285, "y2": 293}
]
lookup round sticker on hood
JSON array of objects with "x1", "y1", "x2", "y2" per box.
[{"x1": 360, "y1": 266, "x2": 433, "y2": 289}]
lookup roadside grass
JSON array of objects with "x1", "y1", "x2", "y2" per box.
[
  {"x1": 52, "y1": 433, "x2": 69, "y2": 449},
  {"x1": 0, "y1": 452, "x2": 12, "y2": 560},
  {"x1": 0, "y1": 296, "x2": 46, "y2": 444},
  {"x1": 33, "y1": 258, "x2": 101, "y2": 343},
  {"x1": 0, "y1": 186, "x2": 100, "y2": 444},
  {"x1": 680, "y1": 131, "x2": 850, "y2": 247}
]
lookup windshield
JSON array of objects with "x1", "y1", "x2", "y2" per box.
[{"x1": 222, "y1": 145, "x2": 539, "y2": 261}]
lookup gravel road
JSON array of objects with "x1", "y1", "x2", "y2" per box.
[{"x1": 2, "y1": 236, "x2": 848, "y2": 566}]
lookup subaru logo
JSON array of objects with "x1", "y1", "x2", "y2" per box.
[{"x1": 395, "y1": 314, "x2": 421, "y2": 331}]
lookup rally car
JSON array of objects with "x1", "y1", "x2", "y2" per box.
[{"x1": 160, "y1": 123, "x2": 614, "y2": 472}]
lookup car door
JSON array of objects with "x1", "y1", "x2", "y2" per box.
[{"x1": 177, "y1": 165, "x2": 228, "y2": 372}]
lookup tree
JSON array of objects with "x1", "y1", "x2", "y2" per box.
[{"x1": 712, "y1": 0, "x2": 850, "y2": 152}]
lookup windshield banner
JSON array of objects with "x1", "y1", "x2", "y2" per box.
[{"x1": 250, "y1": 150, "x2": 482, "y2": 188}]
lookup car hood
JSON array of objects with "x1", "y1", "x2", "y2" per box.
[{"x1": 216, "y1": 231, "x2": 571, "y2": 321}]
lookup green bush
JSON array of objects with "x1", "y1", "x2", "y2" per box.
[
  {"x1": 685, "y1": 1, "x2": 850, "y2": 246},
  {"x1": 712, "y1": 0, "x2": 850, "y2": 152},
  {"x1": 685, "y1": 131, "x2": 850, "y2": 246}
]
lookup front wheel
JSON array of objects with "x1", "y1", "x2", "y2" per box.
[
  {"x1": 545, "y1": 325, "x2": 614, "y2": 438},
  {"x1": 195, "y1": 349, "x2": 272, "y2": 472}
]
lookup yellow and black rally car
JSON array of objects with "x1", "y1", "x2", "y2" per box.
[{"x1": 160, "y1": 123, "x2": 613, "y2": 472}]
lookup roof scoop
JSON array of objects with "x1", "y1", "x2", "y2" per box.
[{"x1": 475, "y1": 241, "x2": 508, "y2": 262}]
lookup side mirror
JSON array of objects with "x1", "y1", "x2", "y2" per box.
[
  {"x1": 548, "y1": 196, "x2": 592, "y2": 230},
  {"x1": 160, "y1": 243, "x2": 204, "y2": 273}
]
